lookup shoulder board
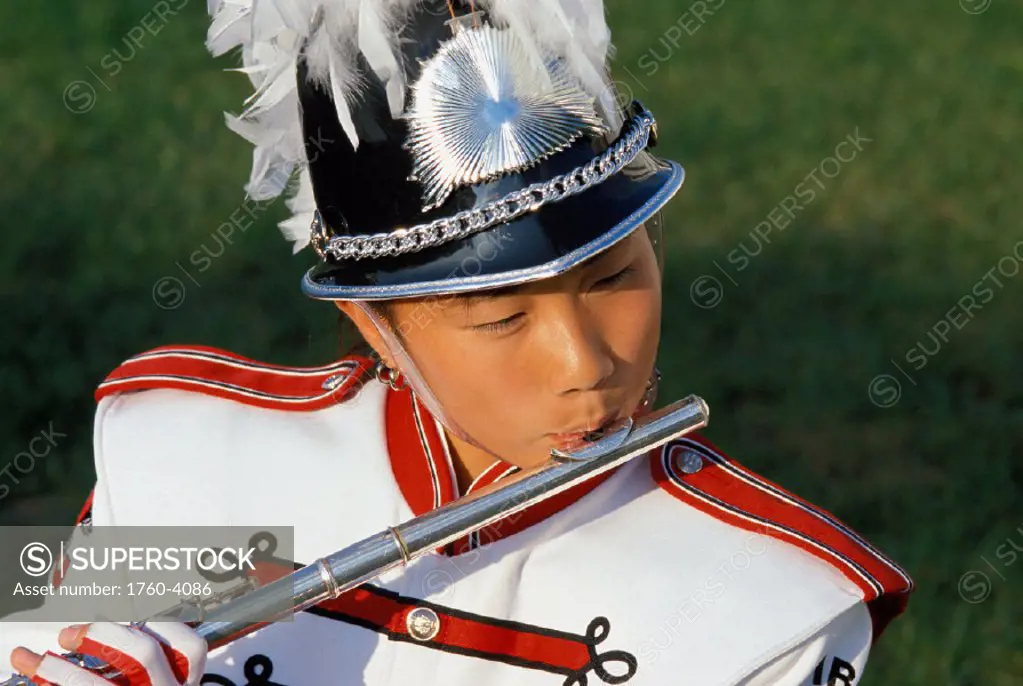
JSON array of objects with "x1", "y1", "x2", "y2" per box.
[
  {"x1": 95, "y1": 344, "x2": 374, "y2": 411},
  {"x1": 651, "y1": 434, "x2": 914, "y2": 640}
]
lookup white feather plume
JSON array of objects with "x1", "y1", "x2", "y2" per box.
[
  {"x1": 206, "y1": 0, "x2": 618, "y2": 252},
  {"x1": 480, "y1": 0, "x2": 620, "y2": 134}
]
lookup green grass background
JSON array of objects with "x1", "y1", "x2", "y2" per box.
[{"x1": 2, "y1": 0, "x2": 1022, "y2": 682}]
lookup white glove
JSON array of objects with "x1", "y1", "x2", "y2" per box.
[{"x1": 12, "y1": 622, "x2": 206, "y2": 686}]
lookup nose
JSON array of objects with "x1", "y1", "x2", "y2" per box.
[{"x1": 545, "y1": 300, "x2": 615, "y2": 395}]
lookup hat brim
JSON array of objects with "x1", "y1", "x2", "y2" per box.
[{"x1": 302, "y1": 148, "x2": 684, "y2": 301}]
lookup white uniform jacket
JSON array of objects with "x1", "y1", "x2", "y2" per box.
[{"x1": 1, "y1": 345, "x2": 914, "y2": 686}]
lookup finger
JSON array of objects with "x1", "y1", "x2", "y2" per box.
[
  {"x1": 34, "y1": 651, "x2": 113, "y2": 686},
  {"x1": 75, "y1": 624, "x2": 178, "y2": 686},
  {"x1": 57, "y1": 625, "x2": 89, "y2": 652},
  {"x1": 10, "y1": 647, "x2": 42, "y2": 677},
  {"x1": 138, "y1": 624, "x2": 206, "y2": 685}
]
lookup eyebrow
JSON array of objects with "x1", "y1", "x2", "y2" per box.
[{"x1": 457, "y1": 284, "x2": 524, "y2": 306}]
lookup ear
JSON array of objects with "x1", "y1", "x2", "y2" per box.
[{"x1": 334, "y1": 301, "x2": 394, "y2": 364}]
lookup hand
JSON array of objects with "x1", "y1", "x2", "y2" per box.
[{"x1": 9, "y1": 622, "x2": 206, "y2": 686}]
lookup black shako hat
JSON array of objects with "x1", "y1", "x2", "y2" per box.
[{"x1": 207, "y1": 0, "x2": 684, "y2": 300}]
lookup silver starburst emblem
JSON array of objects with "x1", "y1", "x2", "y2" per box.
[{"x1": 404, "y1": 24, "x2": 607, "y2": 211}]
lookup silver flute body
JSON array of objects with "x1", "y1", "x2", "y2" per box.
[{"x1": 4, "y1": 395, "x2": 708, "y2": 685}]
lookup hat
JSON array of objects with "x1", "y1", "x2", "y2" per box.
[{"x1": 207, "y1": 0, "x2": 684, "y2": 301}]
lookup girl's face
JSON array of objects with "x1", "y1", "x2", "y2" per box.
[{"x1": 352, "y1": 227, "x2": 662, "y2": 468}]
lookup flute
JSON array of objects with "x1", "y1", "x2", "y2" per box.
[{"x1": 3, "y1": 394, "x2": 708, "y2": 685}]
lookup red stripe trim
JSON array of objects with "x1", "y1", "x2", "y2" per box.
[
  {"x1": 466, "y1": 460, "x2": 515, "y2": 494},
  {"x1": 387, "y1": 386, "x2": 442, "y2": 517},
  {"x1": 691, "y1": 435, "x2": 911, "y2": 592},
  {"x1": 700, "y1": 439, "x2": 913, "y2": 590},
  {"x1": 651, "y1": 435, "x2": 912, "y2": 639},
  {"x1": 75, "y1": 489, "x2": 94, "y2": 525},
  {"x1": 95, "y1": 346, "x2": 373, "y2": 411},
  {"x1": 313, "y1": 587, "x2": 592, "y2": 674},
  {"x1": 152, "y1": 641, "x2": 190, "y2": 685},
  {"x1": 123, "y1": 345, "x2": 355, "y2": 373},
  {"x1": 78, "y1": 637, "x2": 152, "y2": 686},
  {"x1": 413, "y1": 395, "x2": 455, "y2": 509},
  {"x1": 101, "y1": 357, "x2": 356, "y2": 396}
]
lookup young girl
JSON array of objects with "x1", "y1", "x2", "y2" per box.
[{"x1": 3, "y1": 1, "x2": 912, "y2": 684}]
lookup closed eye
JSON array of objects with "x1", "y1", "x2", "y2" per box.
[
  {"x1": 472, "y1": 312, "x2": 525, "y2": 333},
  {"x1": 592, "y1": 265, "x2": 636, "y2": 290}
]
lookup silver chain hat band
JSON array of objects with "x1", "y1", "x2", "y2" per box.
[{"x1": 310, "y1": 107, "x2": 658, "y2": 262}]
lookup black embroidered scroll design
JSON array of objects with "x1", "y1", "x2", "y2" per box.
[
  {"x1": 201, "y1": 654, "x2": 286, "y2": 686},
  {"x1": 561, "y1": 617, "x2": 638, "y2": 686}
]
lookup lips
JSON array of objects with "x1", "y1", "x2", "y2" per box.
[{"x1": 549, "y1": 411, "x2": 619, "y2": 448}]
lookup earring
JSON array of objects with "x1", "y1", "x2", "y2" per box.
[
  {"x1": 635, "y1": 367, "x2": 662, "y2": 417},
  {"x1": 374, "y1": 359, "x2": 409, "y2": 391}
]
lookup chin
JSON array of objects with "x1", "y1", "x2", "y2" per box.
[{"x1": 505, "y1": 448, "x2": 552, "y2": 470}]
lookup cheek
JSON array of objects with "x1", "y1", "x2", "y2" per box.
[
  {"x1": 602, "y1": 278, "x2": 662, "y2": 371},
  {"x1": 401, "y1": 332, "x2": 538, "y2": 452}
]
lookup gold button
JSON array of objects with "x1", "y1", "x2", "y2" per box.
[{"x1": 406, "y1": 606, "x2": 440, "y2": 642}]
